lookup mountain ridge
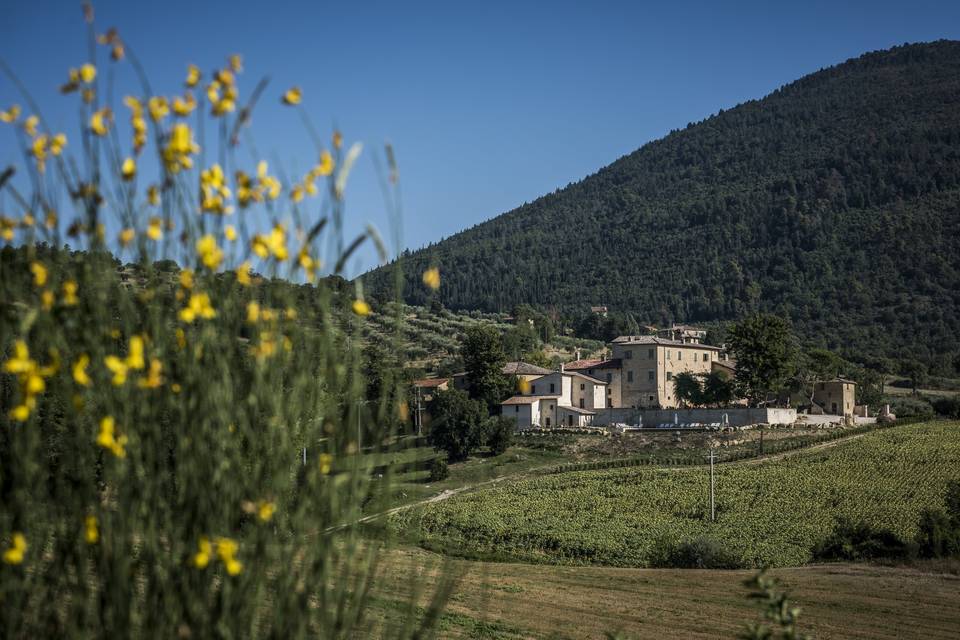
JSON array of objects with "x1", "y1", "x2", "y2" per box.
[{"x1": 366, "y1": 40, "x2": 960, "y2": 373}]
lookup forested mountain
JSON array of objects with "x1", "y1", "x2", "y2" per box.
[{"x1": 366, "y1": 41, "x2": 960, "y2": 374}]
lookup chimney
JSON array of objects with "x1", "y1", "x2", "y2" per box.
[
  {"x1": 575, "y1": 348, "x2": 581, "y2": 360},
  {"x1": 560, "y1": 362, "x2": 565, "y2": 373}
]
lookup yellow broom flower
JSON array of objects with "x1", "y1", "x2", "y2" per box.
[{"x1": 282, "y1": 86, "x2": 302, "y2": 105}]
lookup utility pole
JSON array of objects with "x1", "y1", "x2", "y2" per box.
[
  {"x1": 416, "y1": 386, "x2": 423, "y2": 437},
  {"x1": 705, "y1": 448, "x2": 718, "y2": 522}
]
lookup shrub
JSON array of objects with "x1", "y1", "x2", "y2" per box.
[
  {"x1": 917, "y1": 480, "x2": 960, "y2": 558},
  {"x1": 426, "y1": 388, "x2": 487, "y2": 462},
  {"x1": 814, "y1": 519, "x2": 913, "y2": 561},
  {"x1": 886, "y1": 396, "x2": 935, "y2": 418},
  {"x1": 428, "y1": 457, "x2": 450, "y2": 482},
  {"x1": 649, "y1": 536, "x2": 743, "y2": 569},
  {"x1": 486, "y1": 416, "x2": 514, "y2": 456},
  {"x1": 0, "y1": 10, "x2": 449, "y2": 638},
  {"x1": 932, "y1": 396, "x2": 960, "y2": 419}
]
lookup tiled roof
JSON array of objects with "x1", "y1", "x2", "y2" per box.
[
  {"x1": 566, "y1": 358, "x2": 622, "y2": 371},
  {"x1": 502, "y1": 361, "x2": 554, "y2": 376},
  {"x1": 611, "y1": 335, "x2": 721, "y2": 350},
  {"x1": 501, "y1": 396, "x2": 539, "y2": 405},
  {"x1": 566, "y1": 371, "x2": 607, "y2": 385},
  {"x1": 558, "y1": 406, "x2": 596, "y2": 415},
  {"x1": 413, "y1": 378, "x2": 450, "y2": 388}
]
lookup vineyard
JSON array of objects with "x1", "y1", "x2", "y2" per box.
[{"x1": 394, "y1": 421, "x2": 960, "y2": 567}]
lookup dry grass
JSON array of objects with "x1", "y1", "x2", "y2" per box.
[{"x1": 373, "y1": 546, "x2": 960, "y2": 639}]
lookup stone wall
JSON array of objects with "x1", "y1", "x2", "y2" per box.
[{"x1": 591, "y1": 407, "x2": 798, "y2": 427}]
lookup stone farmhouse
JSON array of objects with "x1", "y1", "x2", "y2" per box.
[
  {"x1": 500, "y1": 366, "x2": 607, "y2": 429},
  {"x1": 811, "y1": 378, "x2": 856, "y2": 416}
]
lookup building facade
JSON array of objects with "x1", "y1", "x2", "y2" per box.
[
  {"x1": 609, "y1": 336, "x2": 722, "y2": 408},
  {"x1": 812, "y1": 378, "x2": 856, "y2": 416}
]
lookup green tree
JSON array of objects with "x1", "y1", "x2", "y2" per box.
[
  {"x1": 701, "y1": 370, "x2": 736, "y2": 407},
  {"x1": 461, "y1": 324, "x2": 510, "y2": 412},
  {"x1": 672, "y1": 372, "x2": 704, "y2": 407},
  {"x1": 900, "y1": 359, "x2": 929, "y2": 395},
  {"x1": 728, "y1": 314, "x2": 798, "y2": 406},
  {"x1": 426, "y1": 388, "x2": 487, "y2": 462},
  {"x1": 485, "y1": 415, "x2": 514, "y2": 456}
]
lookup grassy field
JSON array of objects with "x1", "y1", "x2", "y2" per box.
[
  {"x1": 394, "y1": 421, "x2": 960, "y2": 568},
  {"x1": 369, "y1": 547, "x2": 960, "y2": 639}
]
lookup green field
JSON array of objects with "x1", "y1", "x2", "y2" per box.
[{"x1": 394, "y1": 421, "x2": 960, "y2": 568}]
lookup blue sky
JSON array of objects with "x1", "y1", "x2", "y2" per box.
[{"x1": 3, "y1": 0, "x2": 960, "y2": 275}]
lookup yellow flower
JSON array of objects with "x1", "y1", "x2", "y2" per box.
[
  {"x1": 44, "y1": 210, "x2": 58, "y2": 229},
  {"x1": 90, "y1": 108, "x2": 111, "y2": 136},
  {"x1": 282, "y1": 86, "x2": 302, "y2": 105},
  {"x1": 185, "y1": 64, "x2": 200, "y2": 88},
  {"x1": 147, "y1": 185, "x2": 160, "y2": 206},
  {"x1": 352, "y1": 300, "x2": 371, "y2": 317},
  {"x1": 127, "y1": 336, "x2": 145, "y2": 370},
  {"x1": 4, "y1": 341, "x2": 36, "y2": 375},
  {"x1": 80, "y1": 63, "x2": 96, "y2": 83},
  {"x1": 172, "y1": 93, "x2": 196, "y2": 117},
  {"x1": 49, "y1": 133, "x2": 66, "y2": 156},
  {"x1": 422, "y1": 267, "x2": 440, "y2": 291},
  {"x1": 200, "y1": 164, "x2": 233, "y2": 214},
  {"x1": 333, "y1": 130, "x2": 343, "y2": 149},
  {"x1": 62, "y1": 280, "x2": 79, "y2": 306},
  {"x1": 179, "y1": 269, "x2": 194, "y2": 290},
  {"x1": 229, "y1": 54, "x2": 243, "y2": 73},
  {"x1": 236, "y1": 262, "x2": 252, "y2": 286},
  {"x1": 196, "y1": 234, "x2": 224, "y2": 270},
  {"x1": 257, "y1": 501, "x2": 276, "y2": 522},
  {"x1": 96, "y1": 416, "x2": 128, "y2": 458},
  {"x1": 147, "y1": 217, "x2": 163, "y2": 241},
  {"x1": 1, "y1": 216, "x2": 15, "y2": 241},
  {"x1": 137, "y1": 358, "x2": 163, "y2": 389},
  {"x1": 251, "y1": 225, "x2": 287, "y2": 261},
  {"x1": 41, "y1": 290, "x2": 55, "y2": 310},
  {"x1": 215, "y1": 536, "x2": 242, "y2": 575},
  {"x1": 119, "y1": 227, "x2": 135, "y2": 246},
  {"x1": 147, "y1": 96, "x2": 169, "y2": 122},
  {"x1": 0, "y1": 104, "x2": 20, "y2": 123},
  {"x1": 84, "y1": 515, "x2": 99, "y2": 544},
  {"x1": 290, "y1": 184, "x2": 304, "y2": 203},
  {"x1": 121, "y1": 157, "x2": 136, "y2": 181},
  {"x1": 224, "y1": 225, "x2": 237, "y2": 241},
  {"x1": 318, "y1": 453, "x2": 333, "y2": 475},
  {"x1": 73, "y1": 354, "x2": 92, "y2": 386},
  {"x1": 193, "y1": 536, "x2": 211, "y2": 569},
  {"x1": 315, "y1": 150, "x2": 334, "y2": 177},
  {"x1": 2, "y1": 532, "x2": 27, "y2": 565},
  {"x1": 179, "y1": 293, "x2": 216, "y2": 323},
  {"x1": 9, "y1": 404, "x2": 30, "y2": 422},
  {"x1": 163, "y1": 123, "x2": 199, "y2": 173},
  {"x1": 246, "y1": 301, "x2": 261, "y2": 324},
  {"x1": 104, "y1": 355, "x2": 128, "y2": 386},
  {"x1": 31, "y1": 135, "x2": 48, "y2": 173},
  {"x1": 23, "y1": 115, "x2": 38, "y2": 136},
  {"x1": 30, "y1": 262, "x2": 47, "y2": 287}
]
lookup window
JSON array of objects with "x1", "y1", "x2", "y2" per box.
[
  {"x1": 703, "y1": 353, "x2": 709, "y2": 362},
  {"x1": 647, "y1": 348, "x2": 654, "y2": 359},
  {"x1": 607, "y1": 387, "x2": 611, "y2": 395},
  {"x1": 550, "y1": 383, "x2": 555, "y2": 393},
  {"x1": 515, "y1": 406, "x2": 519, "y2": 413},
  {"x1": 667, "y1": 372, "x2": 673, "y2": 380},
  {"x1": 678, "y1": 351, "x2": 682, "y2": 360},
  {"x1": 531, "y1": 385, "x2": 536, "y2": 394},
  {"x1": 666, "y1": 351, "x2": 671, "y2": 360},
  {"x1": 579, "y1": 398, "x2": 584, "y2": 408},
  {"x1": 648, "y1": 395, "x2": 654, "y2": 402},
  {"x1": 627, "y1": 370, "x2": 634, "y2": 383},
  {"x1": 625, "y1": 350, "x2": 633, "y2": 359},
  {"x1": 648, "y1": 370, "x2": 655, "y2": 381},
  {"x1": 580, "y1": 383, "x2": 585, "y2": 390},
  {"x1": 546, "y1": 417, "x2": 551, "y2": 427}
]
